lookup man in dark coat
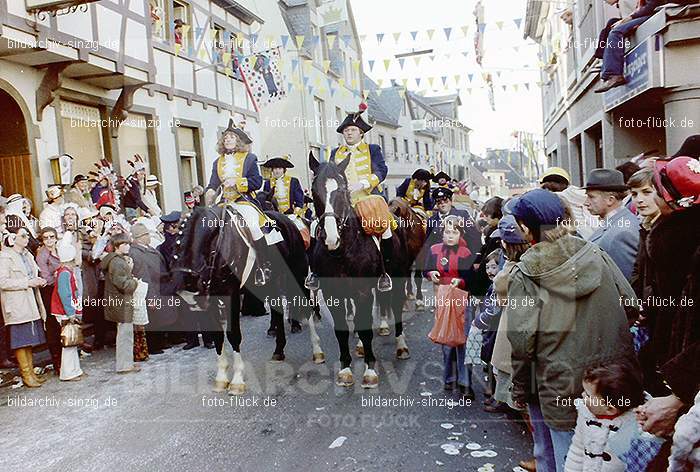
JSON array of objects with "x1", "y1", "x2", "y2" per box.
[{"x1": 130, "y1": 223, "x2": 172, "y2": 353}]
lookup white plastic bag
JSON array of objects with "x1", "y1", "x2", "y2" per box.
[{"x1": 132, "y1": 279, "x2": 149, "y2": 326}]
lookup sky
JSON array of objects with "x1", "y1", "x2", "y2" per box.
[{"x1": 350, "y1": 0, "x2": 544, "y2": 157}]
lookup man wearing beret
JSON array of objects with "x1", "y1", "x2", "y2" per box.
[
  {"x1": 506, "y1": 188, "x2": 638, "y2": 472},
  {"x1": 583, "y1": 168, "x2": 639, "y2": 280}
]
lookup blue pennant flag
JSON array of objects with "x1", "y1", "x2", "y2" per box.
[
  {"x1": 308, "y1": 85, "x2": 314, "y2": 95},
  {"x1": 478, "y1": 23, "x2": 486, "y2": 33},
  {"x1": 416, "y1": 77, "x2": 421, "y2": 87},
  {"x1": 250, "y1": 33, "x2": 258, "y2": 45},
  {"x1": 330, "y1": 87, "x2": 336, "y2": 97},
  {"x1": 281, "y1": 35, "x2": 290, "y2": 48},
  {"x1": 398, "y1": 58, "x2": 405, "y2": 70},
  {"x1": 376, "y1": 33, "x2": 384, "y2": 43},
  {"x1": 303, "y1": 76, "x2": 310, "y2": 86},
  {"x1": 441, "y1": 76, "x2": 448, "y2": 86},
  {"x1": 443, "y1": 27, "x2": 452, "y2": 41},
  {"x1": 291, "y1": 59, "x2": 299, "y2": 71},
  {"x1": 342, "y1": 35, "x2": 352, "y2": 47},
  {"x1": 288, "y1": 82, "x2": 294, "y2": 93},
  {"x1": 410, "y1": 31, "x2": 418, "y2": 41},
  {"x1": 368, "y1": 59, "x2": 375, "y2": 71},
  {"x1": 514, "y1": 18, "x2": 522, "y2": 29},
  {"x1": 468, "y1": 74, "x2": 474, "y2": 82}
]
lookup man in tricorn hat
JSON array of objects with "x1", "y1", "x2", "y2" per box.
[
  {"x1": 306, "y1": 103, "x2": 393, "y2": 291},
  {"x1": 584, "y1": 168, "x2": 639, "y2": 280},
  {"x1": 204, "y1": 119, "x2": 282, "y2": 285},
  {"x1": 261, "y1": 156, "x2": 304, "y2": 216},
  {"x1": 432, "y1": 171, "x2": 454, "y2": 190},
  {"x1": 397, "y1": 168, "x2": 434, "y2": 212},
  {"x1": 64, "y1": 174, "x2": 94, "y2": 209}
]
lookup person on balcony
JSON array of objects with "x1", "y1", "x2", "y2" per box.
[{"x1": 595, "y1": 0, "x2": 669, "y2": 93}]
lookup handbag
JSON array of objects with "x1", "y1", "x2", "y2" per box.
[{"x1": 60, "y1": 319, "x2": 83, "y2": 348}]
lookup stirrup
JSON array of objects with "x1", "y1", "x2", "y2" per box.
[
  {"x1": 254, "y1": 267, "x2": 270, "y2": 286},
  {"x1": 377, "y1": 273, "x2": 392, "y2": 292},
  {"x1": 304, "y1": 273, "x2": 320, "y2": 291}
]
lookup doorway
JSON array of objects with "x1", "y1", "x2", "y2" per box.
[{"x1": 0, "y1": 89, "x2": 34, "y2": 203}]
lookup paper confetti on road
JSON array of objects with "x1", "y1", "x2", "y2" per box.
[
  {"x1": 466, "y1": 442, "x2": 482, "y2": 450},
  {"x1": 440, "y1": 423, "x2": 454, "y2": 429},
  {"x1": 329, "y1": 436, "x2": 347, "y2": 449}
]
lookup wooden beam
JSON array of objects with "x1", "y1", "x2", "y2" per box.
[
  {"x1": 109, "y1": 84, "x2": 144, "y2": 138},
  {"x1": 36, "y1": 60, "x2": 73, "y2": 121}
]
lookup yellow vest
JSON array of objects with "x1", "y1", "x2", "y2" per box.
[
  {"x1": 217, "y1": 152, "x2": 249, "y2": 202},
  {"x1": 269, "y1": 175, "x2": 292, "y2": 213},
  {"x1": 403, "y1": 179, "x2": 426, "y2": 209},
  {"x1": 335, "y1": 142, "x2": 381, "y2": 205}
]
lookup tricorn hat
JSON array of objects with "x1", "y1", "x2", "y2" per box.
[
  {"x1": 583, "y1": 168, "x2": 628, "y2": 192},
  {"x1": 432, "y1": 171, "x2": 451, "y2": 182},
  {"x1": 224, "y1": 118, "x2": 252, "y2": 144},
  {"x1": 336, "y1": 103, "x2": 372, "y2": 134},
  {"x1": 412, "y1": 168, "x2": 433, "y2": 181},
  {"x1": 261, "y1": 156, "x2": 294, "y2": 169}
]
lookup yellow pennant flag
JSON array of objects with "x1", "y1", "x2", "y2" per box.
[
  {"x1": 377, "y1": 78, "x2": 384, "y2": 87},
  {"x1": 454, "y1": 74, "x2": 461, "y2": 85},
  {"x1": 393, "y1": 32, "x2": 401, "y2": 43},
  {"x1": 376, "y1": 89, "x2": 383, "y2": 97},
  {"x1": 413, "y1": 56, "x2": 421, "y2": 66},
  {"x1": 224, "y1": 66, "x2": 232, "y2": 77},
  {"x1": 495, "y1": 21, "x2": 504, "y2": 30},
  {"x1": 304, "y1": 59, "x2": 313, "y2": 73},
  {"x1": 181, "y1": 24, "x2": 191, "y2": 36},
  {"x1": 398, "y1": 88, "x2": 406, "y2": 99},
  {"x1": 323, "y1": 60, "x2": 331, "y2": 73},
  {"x1": 338, "y1": 78, "x2": 345, "y2": 88},
  {"x1": 352, "y1": 59, "x2": 361, "y2": 71},
  {"x1": 401, "y1": 78, "x2": 409, "y2": 87},
  {"x1": 314, "y1": 76, "x2": 322, "y2": 86},
  {"x1": 513, "y1": 84, "x2": 519, "y2": 92},
  {"x1": 296, "y1": 35, "x2": 305, "y2": 49},
  {"x1": 236, "y1": 32, "x2": 244, "y2": 44},
  {"x1": 427, "y1": 29, "x2": 435, "y2": 40},
  {"x1": 428, "y1": 77, "x2": 435, "y2": 88},
  {"x1": 154, "y1": 19, "x2": 162, "y2": 32},
  {"x1": 250, "y1": 55, "x2": 258, "y2": 68},
  {"x1": 209, "y1": 28, "x2": 217, "y2": 40},
  {"x1": 327, "y1": 34, "x2": 336, "y2": 49},
  {"x1": 222, "y1": 52, "x2": 231, "y2": 65},
  {"x1": 461, "y1": 25, "x2": 469, "y2": 37},
  {"x1": 351, "y1": 78, "x2": 358, "y2": 88},
  {"x1": 362, "y1": 90, "x2": 369, "y2": 99},
  {"x1": 383, "y1": 59, "x2": 391, "y2": 71},
  {"x1": 198, "y1": 46, "x2": 207, "y2": 60}
]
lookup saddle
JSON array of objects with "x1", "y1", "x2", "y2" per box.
[{"x1": 354, "y1": 195, "x2": 397, "y2": 237}]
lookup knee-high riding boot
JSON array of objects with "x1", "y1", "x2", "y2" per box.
[
  {"x1": 16, "y1": 348, "x2": 41, "y2": 388},
  {"x1": 378, "y1": 238, "x2": 393, "y2": 292}
]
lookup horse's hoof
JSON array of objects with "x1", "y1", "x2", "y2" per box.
[
  {"x1": 312, "y1": 352, "x2": 326, "y2": 364},
  {"x1": 402, "y1": 301, "x2": 411, "y2": 312},
  {"x1": 271, "y1": 353, "x2": 285, "y2": 362},
  {"x1": 361, "y1": 370, "x2": 379, "y2": 389},
  {"x1": 396, "y1": 348, "x2": 411, "y2": 360},
  {"x1": 406, "y1": 294, "x2": 416, "y2": 300},
  {"x1": 213, "y1": 380, "x2": 230, "y2": 393},
  {"x1": 266, "y1": 328, "x2": 276, "y2": 337},
  {"x1": 415, "y1": 299, "x2": 424, "y2": 308},
  {"x1": 378, "y1": 327, "x2": 391, "y2": 336},
  {"x1": 355, "y1": 345, "x2": 365, "y2": 357},
  {"x1": 290, "y1": 324, "x2": 302, "y2": 334},
  {"x1": 228, "y1": 383, "x2": 246, "y2": 396},
  {"x1": 336, "y1": 368, "x2": 354, "y2": 387}
]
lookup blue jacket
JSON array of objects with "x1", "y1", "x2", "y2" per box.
[
  {"x1": 330, "y1": 143, "x2": 388, "y2": 192},
  {"x1": 587, "y1": 206, "x2": 640, "y2": 281},
  {"x1": 206, "y1": 152, "x2": 262, "y2": 194},
  {"x1": 262, "y1": 175, "x2": 304, "y2": 214},
  {"x1": 396, "y1": 178, "x2": 434, "y2": 210}
]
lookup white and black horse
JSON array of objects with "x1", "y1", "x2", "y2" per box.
[
  {"x1": 308, "y1": 152, "x2": 423, "y2": 388},
  {"x1": 172, "y1": 205, "x2": 310, "y2": 395}
]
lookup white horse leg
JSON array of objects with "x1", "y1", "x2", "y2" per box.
[
  {"x1": 308, "y1": 313, "x2": 325, "y2": 364},
  {"x1": 378, "y1": 317, "x2": 391, "y2": 336},
  {"x1": 228, "y1": 351, "x2": 246, "y2": 396},
  {"x1": 356, "y1": 338, "x2": 364, "y2": 358},
  {"x1": 396, "y1": 333, "x2": 410, "y2": 360},
  {"x1": 213, "y1": 351, "x2": 230, "y2": 392},
  {"x1": 361, "y1": 363, "x2": 379, "y2": 389}
]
